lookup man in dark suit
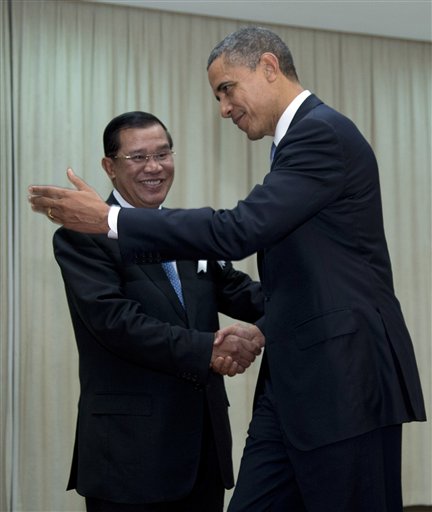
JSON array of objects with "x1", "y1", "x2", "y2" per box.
[
  {"x1": 52, "y1": 111, "x2": 264, "y2": 511},
  {"x1": 30, "y1": 27, "x2": 426, "y2": 512}
]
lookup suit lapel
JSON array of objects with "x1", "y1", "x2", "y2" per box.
[
  {"x1": 138, "y1": 260, "x2": 205, "y2": 326},
  {"x1": 289, "y1": 94, "x2": 323, "y2": 129},
  {"x1": 107, "y1": 191, "x2": 118, "y2": 206},
  {"x1": 139, "y1": 263, "x2": 187, "y2": 320},
  {"x1": 271, "y1": 95, "x2": 323, "y2": 167}
]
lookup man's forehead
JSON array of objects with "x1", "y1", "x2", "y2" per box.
[
  {"x1": 209, "y1": 55, "x2": 235, "y2": 74},
  {"x1": 209, "y1": 59, "x2": 257, "y2": 90},
  {"x1": 119, "y1": 126, "x2": 168, "y2": 144},
  {"x1": 208, "y1": 58, "x2": 236, "y2": 86}
]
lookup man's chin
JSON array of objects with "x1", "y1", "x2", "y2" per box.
[
  {"x1": 246, "y1": 131, "x2": 265, "y2": 141},
  {"x1": 240, "y1": 123, "x2": 265, "y2": 141}
]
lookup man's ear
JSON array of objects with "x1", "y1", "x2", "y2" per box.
[
  {"x1": 101, "y1": 157, "x2": 116, "y2": 181},
  {"x1": 260, "y1": 52, "x2": 279, "y2": 82}
]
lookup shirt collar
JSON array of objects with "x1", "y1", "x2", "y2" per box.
[
  {"x1": 113, "y1": 188, "x2": 133, "y2": 208},
  {"x1": 273, "y1": 90, "x2": 311, "y2": 147},
  {"x1": 112, "y1": 189, "x2": 163, "y2": 210}
]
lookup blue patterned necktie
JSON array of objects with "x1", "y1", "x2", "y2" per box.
[
  {"x1": 270, "y1": 142, "x2": 276, "y2": 163},
  {"x1": 162, "y1": 261, "x2": 185, "y2": 307}
]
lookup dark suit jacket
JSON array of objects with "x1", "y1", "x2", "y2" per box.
[
  {"x1": 54, "y1": 193, "x2": 263, "y2": 504},
  {"x1": 117, "y1": 95, "x2": 426, "y2": 451}
]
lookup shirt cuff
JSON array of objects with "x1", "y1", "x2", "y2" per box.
[{"x1": 108, "y1": 205, "x2": 120, "y2": 239}]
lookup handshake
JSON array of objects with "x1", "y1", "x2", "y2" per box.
[{"x1": 211, "y1": 323, "x2": 265, "y2": 377}]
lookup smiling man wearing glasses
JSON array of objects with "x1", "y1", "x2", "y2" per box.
[
  {"x1": 52, "y1": 111, "x2": 264, "y2": 512},
  {"x1": 102, "y1": 115, "x2": 175, "y2": 211}
]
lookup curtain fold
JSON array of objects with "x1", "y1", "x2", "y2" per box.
[
  {"x1": 1, "y1": 1, "x2": 430, "y2": 510},
  {"x1": 1, "y1": 1, "x2": 14, "y2": 510}
]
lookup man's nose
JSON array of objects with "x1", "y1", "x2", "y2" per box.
[
  {"x1": 220, "y1": 98, "x2": 232, "y2": 119},
  {"x1": 143, "y1": 158, "x2": 162, "y2": 171}
]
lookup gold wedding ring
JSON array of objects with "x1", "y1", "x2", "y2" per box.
[{"x1": 47, "y1": 207, "x2": 54, "y2": 220}]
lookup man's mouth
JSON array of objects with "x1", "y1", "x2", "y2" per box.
[
  {"x1": 232, "y1": 113, "x2": 244, "y2": 126},
  {"x1": 140, "y1": 179, "x2": 163, "y2": 187}
]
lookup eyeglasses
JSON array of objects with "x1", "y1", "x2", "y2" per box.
[{"x1": 112, "y1": 150, "x2": 175, "y2": 164}]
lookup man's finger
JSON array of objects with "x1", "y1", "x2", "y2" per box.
[
  {"x1": 213, "y1": 331, "x2": 224, "y2": 346},
  {"x1": 29, "y1": 201, "x2": 50, "y2": 213},
  {"x1": 66, "y1": 167, "x2": 94, "y2": 191},
  {"x1": 212, "y1": 356, "x2": 239, "y2": 376},
  {"x1": 28, "y1": 168, "x2": 93, "y2": 200},
  {"x1": 28, "y1": 185, "x2": 70, "y2": 200},
  {"x1": 226, "y1": 361, "x2": 240, "y2": 377}
]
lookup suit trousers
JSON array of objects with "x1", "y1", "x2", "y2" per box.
[
  {"x1": 228, "y1": 380, "x2": 403, "y2": 512},
  {"x1": 85, "y1": 405, "x2": 225, "y2": 512}
]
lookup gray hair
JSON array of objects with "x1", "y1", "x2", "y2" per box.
[{"x1": 207, "y1": 26, "x2": 298, "y2": 81}]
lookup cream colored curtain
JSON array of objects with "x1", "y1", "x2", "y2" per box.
[{"x1": 1, "y1": 0, "x2": 430, "y2": 510}]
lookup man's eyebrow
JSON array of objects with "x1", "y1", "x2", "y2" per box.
[
  {"x1": 216, "y1": 81, "x2": 231, "y2": 93},
  {"x1": 127, "y1": 143, "x2": 170, "y2": 153}
]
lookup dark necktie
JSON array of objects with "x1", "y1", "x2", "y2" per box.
[
  {"x1": 270, "y1": 142, "x2": 276, "y2": 163},
  {"x1": 162, "y1": 261, "x2": 185, "y2": 307}
]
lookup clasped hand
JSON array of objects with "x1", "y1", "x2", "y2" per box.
[{"x1": 211, "y1": 323, "x2": 265, "y2": 377}]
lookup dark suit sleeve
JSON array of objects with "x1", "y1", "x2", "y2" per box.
[
  {"x1": 209, "y1": 261, "x2": 264, "y2": 324},
  {"x1": 53, "y1": 228, "x2": 214, "y2": 384},
  {"x1": 118, "y1": 115, "x2": 346, "y2": 263}
]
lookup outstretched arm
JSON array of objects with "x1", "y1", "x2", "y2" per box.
[{"x1": 30, "y1": 119, "x2": 345, "y2": 261}]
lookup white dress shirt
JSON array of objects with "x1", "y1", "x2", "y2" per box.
[{"x1": 273, "y1": 89, "x2": 311, "y2": 148}]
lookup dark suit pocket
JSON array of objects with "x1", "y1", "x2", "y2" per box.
[
  {"x1": 91, "y1": 393, "x2": 152, "y2": 416},
  {"x1": 89, "y1": 394, "x2": 153, "y2": 466},
  {"x1": 294, "y1": 308, "x2": 357, "y2": 350}
]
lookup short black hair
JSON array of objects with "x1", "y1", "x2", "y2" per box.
[
  {"x1": 207, "y1": 26, "x2": 298, "y2": 81},
  {"x1": 103, "y1": 111, "x2": 173, "y2": 156}
]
